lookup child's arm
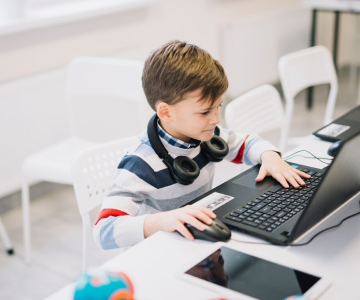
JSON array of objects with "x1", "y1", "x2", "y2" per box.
[
  {"x1": 144, "y1": 205, "x2": 216, "y2": 240},
  {"x1": 217, "y1": 125, "x2": 309, "y2": 188}
]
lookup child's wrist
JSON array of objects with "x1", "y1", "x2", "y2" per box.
[{"x1": 144, "y1": 213, "x2": 162, "y2": 238}]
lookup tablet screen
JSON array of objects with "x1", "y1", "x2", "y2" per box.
[{"x1": 185, "y1": 246, "x2": 320, "y2": 300}]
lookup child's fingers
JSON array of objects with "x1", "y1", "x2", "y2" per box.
[
  {"x1": 188, "y1": 209, "x2": 213, "y2": 225},
  {"x1": 180, "y1": 214, "x2": 206, "y2": 232},
  {"x1": 273, "y1": 173, "x2": 289, "y2": 188},
  {"x1": 255, "y1": 166, "x2": 268, "y2": 182},
  {"x1": 197, "y1": 206, "x2": 216, "y2": 219},
  {"x1": 283, "y1": 172, "x2": 300, "y2": 188},
  {"x1": 289, "y1": 170, "x2": 305, "y2": 186},
  {"x1": 177, "y1": 223, "x2": 194, "y2": 240},
  {"x1": 294, "y1": 168, "x2": 311, "y2": 178}
]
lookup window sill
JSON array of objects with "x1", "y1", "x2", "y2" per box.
[{"x1": 0, "y1": 0, "x2": 150, "y2": 37}]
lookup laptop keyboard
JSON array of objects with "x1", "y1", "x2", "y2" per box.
[{"x1": 225, "y1": 169, "x2": 324, "y2": 232}]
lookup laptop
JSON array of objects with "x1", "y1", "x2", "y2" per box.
[
  {"x1": 313, "y1": 104, "x2": 360, "y2": 142},
  {"x1": 188, "y1": 131, "x2": 360, "y2": 245}
]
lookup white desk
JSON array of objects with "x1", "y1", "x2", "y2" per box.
[{"x1": 45, "y1": 137, "x2": 360, "y2": 300}]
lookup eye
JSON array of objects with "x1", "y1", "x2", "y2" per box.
[
  {"x1": 201, "y1": 111, "x2": 210, "y2": 115},
  {"x1": 218, "y1": 103, "x2": 223, "y2": 108}
]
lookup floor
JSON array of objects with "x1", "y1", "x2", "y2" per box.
[{"x1": 0, "y1": 67, "x2": 359, "y2": 300}]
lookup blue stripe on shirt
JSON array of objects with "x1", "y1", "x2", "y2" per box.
[
  {"x1": 244, "y1": 136, "x2": 261, "y2": 165},
  {"x1": 118, "y1": 151, "x2": 210, "y2": 189},
  {"x1": 99, "y1": 217, "x2": 119, "y2": 250}
]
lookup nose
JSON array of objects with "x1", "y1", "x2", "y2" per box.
[{"x1": 209, "y1": 108, "x2": 220, "y2": 125}]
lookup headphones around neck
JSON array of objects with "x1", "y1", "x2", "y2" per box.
[{"x1": 147, "y1": 114, "x2": 229, "y2": 185}]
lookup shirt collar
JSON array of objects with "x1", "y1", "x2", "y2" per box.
[{"x1": 157, "y1": 121, "x2": 201, "y2": 149}]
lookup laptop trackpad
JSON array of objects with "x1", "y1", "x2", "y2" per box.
[{"x1": 232, "y1": 169, "x2": 276, "y2": 191}]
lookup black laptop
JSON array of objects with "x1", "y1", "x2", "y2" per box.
[
  {"x1": 313, "y1": 104, "x2": 360, "y2": 142},
  {"x1": 188, "y1": 131, "x2": 360, "y2": 245}
]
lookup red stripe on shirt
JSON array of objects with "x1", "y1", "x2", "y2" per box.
[
  {"x1": 95, "y1": 208, "x2": 128, "y2": 225},
  {"x1": 231, "y1": 135, "x2": 249, "y2": 164}
]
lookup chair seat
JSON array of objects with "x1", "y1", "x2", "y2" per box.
[{"x1": 22, "y1": 137, "x2": 98, "y2": 184}]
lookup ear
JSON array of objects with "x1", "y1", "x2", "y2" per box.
[{"x1": 156, "y1": 102, "x2": 172, "y2": 123}]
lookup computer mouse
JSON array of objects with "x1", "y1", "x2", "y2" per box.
[
  {"x1": 183, "y1": 218, "x2": 231, "y2": 242},
  {"x1": 327, "y1": 140, "x2": 343, "y2": 157}
]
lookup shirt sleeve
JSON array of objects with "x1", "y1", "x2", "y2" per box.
[
  {"x1": 93, "y1": 154, "x2": 154, "y2": 249},
  {"x1": 217, "y1": 125, "x2": 280, "y2": 165}
]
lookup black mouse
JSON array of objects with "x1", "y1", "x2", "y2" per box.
[
  {"x1": 327, "y1": 140, "x2": 343, "y2": 157},
  {"x1": 183, "y1": 218, "x2": 231, "y2": 242}
]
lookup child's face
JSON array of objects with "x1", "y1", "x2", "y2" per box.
[{"x1": 164, "y1": 89, "x2": 223, "y2": 142}]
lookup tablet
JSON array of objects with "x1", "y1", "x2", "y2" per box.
[{"x1": 178, "y1": 243, "x2": 331, "y2": 300}]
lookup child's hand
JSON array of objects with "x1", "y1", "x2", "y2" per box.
[
  {"x1": 144, "y1": 206, "x2": 216, "y2": 240},
  {"x1": 256, "y1": 151, "x2": 311, "y2": 188}
]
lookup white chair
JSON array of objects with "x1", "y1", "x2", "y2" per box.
[
  {"x1": 72, "y1": 135, "x2": 138, "y2": 272},
  {"x1": 0, "y1": 217, "x2": 14, "y2": 255},
  {"x1": 278, "y1": 46, "x2": 338, "y2": 152},
  {"x1": 212, "y1": 84, "x2": 284, "y2": 188},
  {"x1": 225, "y1": 84, "x2": 284, "y2": 138},
  {"x1": 21, "y1": 57, "x2": 150, "y2": 265}
]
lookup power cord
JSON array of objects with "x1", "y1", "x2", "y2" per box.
[
  {"x1": 230, "y1": 211, "x2": 360, "y2": 247},
  {"x1": 282, "y1": 150, "x2": 333, "y2": 165}
]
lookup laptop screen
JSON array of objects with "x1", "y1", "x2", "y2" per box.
[{"x1": 290, "y1": 132, "x2": 360, "y2": 241}]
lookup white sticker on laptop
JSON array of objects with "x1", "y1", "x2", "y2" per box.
[
  {"x1": 192, "y1": 192, "x2": 234, "y2": 211},
  {"x1": 317, "y1": 123, "x2": 350, "y2": 137}
]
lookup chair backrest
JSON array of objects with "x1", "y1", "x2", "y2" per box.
[
  {"x1": 65, "y1": 57, "x2": 153, "y2": 143},
  {"x1": 72, "y1": 136, "x2": 139, "y2": 216},
  {"x1": 225, "y1": 84, "x2": 284, "y2": 136},
  {"x1": 278, "y1": 46, "x2": 338, "y2": 151}
]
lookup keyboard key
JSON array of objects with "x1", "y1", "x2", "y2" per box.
[
  {"x1": 246, "y1": 217, "x2": 255, "y2": 222},
  {"x1": 276, "y1": 211, "x2": 286, "y2": 218},
  {"x1": 242, "y1": 220, "x2": 258, "y2": 227},
  {"x1": 270, "y1": 224, "x2": 277, "y2": 229},
  {"x1": 266, "y1": 227, "x2": 273, "y2": 232},
  {"x1": 270, "y1": 216, "x2": 279, "y2": 221},
  {"x1": 243, "y1": 212, "x2": 251, "y2": 217},
  {"x1": 263, "y1": 222, "x2": 271, "y2": 226},
  {"x1": 262, "y1": 214, "x2": 270, "y2": 219},
  {"x1": 235, "y1": 208, "x2": 247, "y2": 214},
  {"x1": 259, "y1": 217, "x2": 267, "y2": 221},
  {"x1": 288, "y1": 205, "x2": 295, "y2": 209},
  {"x1": 307, "y1": 171, "x2": 315, "y2": 176},
  {"x1": 267, "y1": 210, "x2": 277, "y2": 216},
  {"x1": 283, "y1": 208, "x2": 291, "y2": 212},
  {"x1": 279, "y1": 218, "x2": 285, "y2": 223},
  {"x1": 252, "y1": 203, "x2": 266, "y2": 211},
  {"x1": 260, "y1": 206, "x2": 272, "y2": 213},
  {"x1": 254, "y1": 219, "x2": 263, "y2": 224},
  {"x1": 259, "y1": 225, "x2": 267, "y2": 230},
  {"x1": 248, "y1": 209, "x2": 255, "y2": 214},
  {"x1": 230, "y1": 212, "x2": 239, "y2": 217},
  {"x1": 267, "y1": 219, "x2": 274, "y2": 224},
  {"x1": 255, "y1": 211, "x2": 263, "y2": 216},
  {"x1": 272, "y1": 207, "x2": 281, "y2": 212},
  {"x1": 275, "y1": 221, "x2": 281, "y2": 226},
  {"x1": 225, "y1": 216, "x2": 238, "y2": 221},
  {"x1": 315, "y1": 172, "x2": 323, "y2": 177}
]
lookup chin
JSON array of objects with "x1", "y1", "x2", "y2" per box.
[{"x1": 200, "y1": 131, "x2": 214, "y2": 142}]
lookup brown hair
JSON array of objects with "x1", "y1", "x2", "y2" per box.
[{"x1": 142, "y1": 40, "x2": 228, "y2": 111}]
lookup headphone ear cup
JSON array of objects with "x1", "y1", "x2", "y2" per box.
[
  {"x1": 172, "y1": 156, "x2": 200, "y2": 185},
  {"x1": 201, "y1": 136, "x2": 229, "y2": 162}
]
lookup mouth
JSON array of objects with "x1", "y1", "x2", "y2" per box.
[{"x1": 203, "y1": 128, "x2": 216, "y2": 132}]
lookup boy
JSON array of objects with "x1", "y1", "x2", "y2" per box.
[{"x1": 94, "y1": 40, "x2": 310, "y2": 249}]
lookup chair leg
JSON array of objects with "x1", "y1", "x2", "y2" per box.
[
  {"x1": 21, "y1": 178, "x2": 31, "y2": 265},
  {"x1": 82, "y1": 214, "x2": 91, "y2": 273},
  {"x1": 0, "y1": 217, "x2": 14, "y2": 255}
]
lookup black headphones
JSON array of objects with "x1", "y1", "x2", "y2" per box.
[{"x1": 147, "y1": 114, "x2": 229, "y2": 185}]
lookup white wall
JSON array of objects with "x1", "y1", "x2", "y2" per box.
[{"x1": 0, "y1": 0, "x2": 358, "y2": 197}]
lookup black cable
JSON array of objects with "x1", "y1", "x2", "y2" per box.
[
  {"x1": 230, "y1": 211, "x2": 360, "y2": 246},
  {"x1": 283, "y1": 150, "x2": 333, "y2": 165}
]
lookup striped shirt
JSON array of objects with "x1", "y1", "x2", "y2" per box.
[{"x1": 93, "y1": 125, "x2": 279, "y2": 249}]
